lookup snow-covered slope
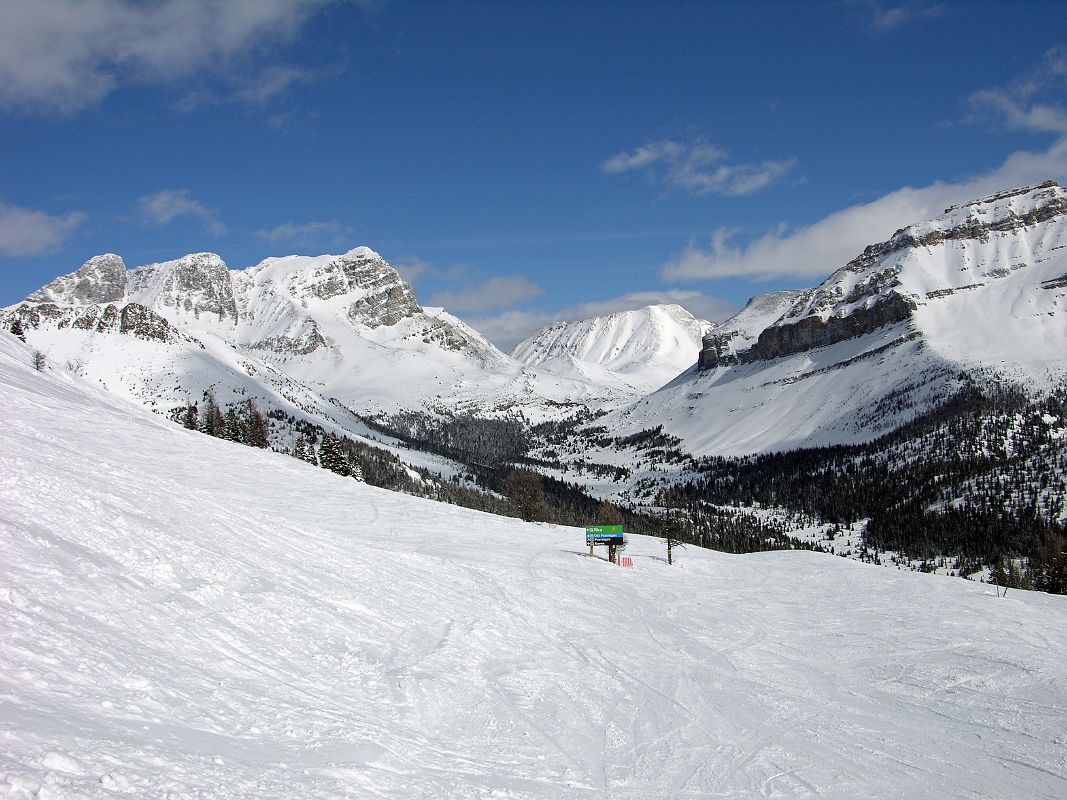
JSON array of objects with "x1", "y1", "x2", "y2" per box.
[
  {"x1": 3, "y1": 330, "x2": 1067, "y2": 799},
  {"x1": 4, "y1": 247, "x2": 628, "y2": 432},
  {"x1": 510, "y1": 304, "x2": 713, "y2": 395},
  {"x1": 611, "y1": 182, "x2": 1067, "y2": 456}
]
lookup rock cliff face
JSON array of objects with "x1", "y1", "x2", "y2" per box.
[
  {"x1": 4, "y1": 301, "x2": 191, "y2": 345},
  {"x1": 265, "y1": 247, "x2": 423, "y2": 328},
  {"x1": 745, "y1": 293, "x2": 914, "y2": 364},
  {"x1": 336, "y1": 249, "x2": 422, "y2": 328},
  {"x1": 27, "y1": 254, "x2": 127, "y2": 305},
  {"x1": 697, "y1": 290, "x2": 807, "y2": 370},
  {"x1": 127, "y1": 253, "x2": 238, "y2": 323}
]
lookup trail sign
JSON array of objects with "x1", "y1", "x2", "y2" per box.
[{"x1": 586, "y1": 524, "x2": 624, "y2": 545}]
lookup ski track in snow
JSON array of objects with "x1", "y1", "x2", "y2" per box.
[{"x1": 1, "y1": 332, "x2": 1066, "y2": 799}]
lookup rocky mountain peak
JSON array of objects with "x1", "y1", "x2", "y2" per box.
[
  {"x1": 254, "y1": 247, "x2": 423, "y2": 329},
  {"x1": 336, "y1": 249, "x2": 422, "y2": 328},
  {"x1": 27, "y1": 253, "x2": 127, "y2": 305},
  {"x1": 126, "y1": 253, "x2": 238, "y2": 323}
]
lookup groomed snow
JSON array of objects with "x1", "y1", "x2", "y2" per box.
[{"x1": 2, "y1": 332, "x2": 1066, "y2": 799}]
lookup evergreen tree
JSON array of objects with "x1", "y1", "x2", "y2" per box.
[
  {"x1": 319, "y1": 433, "x2": 350, "y2": 476},
  {"x1": 301, "y1": 436, "x2": 319, "y2": 464},
  {"x1": 9, "y1": 318, "x2": 26, "y2": 342},
  {"x1": 241, "y1": 400, "x2": 270, "y2": 448},
  {"x1": 505, "y1": 468, "x2": 547, "y2": 522},
  {"x1": 182, "y1": 403, "x2": 199, "y2": 430},
  {"x1": 200, "y1": 392, "x2": 225, "y2": 438},
  {"x1": 223, "y1": 408, "x2": 242, "y2": 442}
]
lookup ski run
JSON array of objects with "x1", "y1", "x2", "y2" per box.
[{"x1": 2, "y1": 332, "x2": 1066, "y2": 799}]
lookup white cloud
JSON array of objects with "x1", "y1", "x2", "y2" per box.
[
  {"x1": 429, "y1": 276, "x2": 545, "y2": 313},
  {"x1": 465, "y1": 290, "x2": 737, "y2": 351},
  {"x1": 969, "y1": 46, "x2": 1067, "y2": 136},
  {"x1": 870, "y1": 6, "x2": 907, "y2": 30},
  {"x1": 851, "y1": 2, "x2": 946, "y2": 32},
  {"x1": 665, "y1": 51, "x2": 1067, "y2": 283},
  {"x1": 0, "y1": 201, "x2": 85, "y2": 257},
  {"x1": 256, "y1": 220, "x2": 346, "y2": 247},
  {"x1": 138, "y1": 189, "x2": 226, "y2": 236},
  {"x1": 0, "y1": 0, "x2": 339, "y2": 114},
  {"x1": 463, "y1": 310, "x2": 556, "y2": 352},
  {"x1": 235, "y1": 66, "x2": 312, "y2": 106},
  {"x1": 602, "y1": 138, "x2": 796, "y2": 197},
  {"x1": 662, "y1": 138, "x2": 1067, "y2": 282},
  {"x1": 392, "y1": 256, "x2": 432, "y2": 282}
]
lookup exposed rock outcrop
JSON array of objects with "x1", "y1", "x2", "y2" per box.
[
  {"x1": 127, "y1": 253, "x2": 238, "y2": 322},
  {"x1": 28, "y1": 254, "x2": 127, "y2": 305},
  {"x1": 3, "y1": 301, "x2": 190, "y2": 345}
]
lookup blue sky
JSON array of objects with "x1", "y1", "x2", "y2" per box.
[{"x1": 2, "y1": 0, "x2": 1067, "y2": 348}]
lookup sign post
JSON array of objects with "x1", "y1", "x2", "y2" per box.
[{"x1": 585, "y1": 524, "x2": 625, "y2": 563}]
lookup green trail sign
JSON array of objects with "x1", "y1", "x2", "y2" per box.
[{"x1": 586, "y1": 524, "x2": 624, "y2": 545}]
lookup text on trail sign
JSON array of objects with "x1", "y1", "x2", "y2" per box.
[{"x1": 586, "y1": 524, "x2": 624, "y2": 545}]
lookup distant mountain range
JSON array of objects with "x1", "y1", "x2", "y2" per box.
[
  {"x1": 5, "y1": 182, "x2": 1066, "y2": 536},
  {"x1": 5, "y1": 180, "x2": 1067, "y2": 584},
  {"x1": 3, "y1": 246, "x2": 636, "y2": 437}
]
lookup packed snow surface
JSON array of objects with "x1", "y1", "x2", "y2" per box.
[{"x1": 2, "y1": 332, "x2": 1066, "y2": 799}]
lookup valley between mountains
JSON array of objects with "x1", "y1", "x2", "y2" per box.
[{"x1": 4, "y1": 182, "x2": 1067, "y2": 588}]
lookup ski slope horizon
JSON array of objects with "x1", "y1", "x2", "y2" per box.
[{"x1": 2, "y1": 330, "x2": 1066, "y2": 799}]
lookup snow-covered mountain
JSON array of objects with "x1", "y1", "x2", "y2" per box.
[
  {"x1": 4, "y1": 247, "x2": 630, "y2": 438},
  {"x1": 3, "y1": 329, "x2": 1066, "y2": 799},
  {"x1": 606, "y1": 181, "x2": 1067, "y2": 456},
  {"x1": 510, "y1": 304, "x2": 714, "y2": 395}
]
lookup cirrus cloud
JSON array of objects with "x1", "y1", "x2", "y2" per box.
[
  {"x1": 602, "y1": 138, "x2": 797, "y2": 197},
  {"x1": 138, "y1": 189, "x2": 226, "y2": 236},
  {"x1": 256, "y1": 220, "x2": 347, "y2": 248},
  {"x1": 969, "y1": 46, "x2": 1067, "y2": 136}
]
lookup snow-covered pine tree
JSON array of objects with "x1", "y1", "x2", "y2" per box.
[
  {"x1": 319, "y1": 433, "x2": 350, "y2": 476},
  {"x1": 223, "y1": 408, "x2": 242, "y2": 442},
  {"x1": 9, "y1": 318, "x2": 26, "y2": 342},
  {"x1": 182, "y1": 403, "x2": 199, "y2": 430},
  {"x1": 302, "y1": 436, "x2": 319, "y2": 465},
  {"x1": 199, "y1": 392, "x2": 222, "y2": 437}
]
